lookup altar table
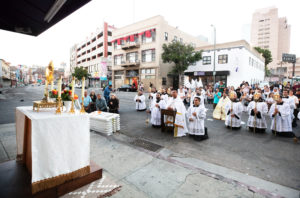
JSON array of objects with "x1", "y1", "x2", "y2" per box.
[{"x1": 15, "y1": 106, "x2": 90, "y2": 194}]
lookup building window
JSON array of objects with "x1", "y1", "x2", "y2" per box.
[
  {"x1": 173, "y1": 36, "x2": 177, "y2": 42},
  {"x1": 142, "y1": 49, "x2": 155, "y2": 62},
  {"x1": 142, "y1": 31, "x2": 156, "y2": 44},
  {"x1": 141, "y1": 69, "x2": 155, "y2": 75},
  {"x1": 218, "y1": 54, "x2": 228, "y2": 64},
  {"x1": 162, "y1": 77, "x2": 166, "y2": 85},
  {"x1": 164, "y1": 32, "x2": 168, "y2": 41},
  {"x1": 126, "y1": 52, "x2": 138, "y2": 63},
  {"x1": 108, "y1": 31, "x2": 112, "y2": 36},
  {"x1": 114, "y1": 55, "x2": 124, "y2": 65},
  {"x1": 202, "y1": 56, "x2": 211, "y2": 65}
]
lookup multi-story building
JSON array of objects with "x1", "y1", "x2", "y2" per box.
[
  {"x1": 111, "y1": 15, "x2": 208, "y2": 90},
  {"x1": 0, "y1": 59, "x2": 11, "y2": 88},
  {"x1": 70, "y1": 22, "x2": 115, "y2": 87},
  {"x1": 184, "y1": 40, "x2": 265, "y2": 88},
  {"x1": 250, "y1": 7, "x2": 291, "y2": 74}
]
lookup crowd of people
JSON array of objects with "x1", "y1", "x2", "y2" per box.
[
  {"x1": 80, "y1": 84, "x2": 119, "y2": 114},
  {"x1": 134, "y1": 80, "x2": 300, "y2": 142}
]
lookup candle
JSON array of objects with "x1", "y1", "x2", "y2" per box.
[
  {"x1": 58, "y1": 77, "x2": 62, "y2": 98},
  {"x1": 50, "y1": 81, "x2": 54, "y2": 91},
  {"x1": 71, "y1": 77, "x2": 75, "y2": 98},
  {"x1": 81, "y1": 77, "x2": 85, "y2": 98},
  {"x1": 44, "y1": 80, "x2": 48, "y2": 95}
]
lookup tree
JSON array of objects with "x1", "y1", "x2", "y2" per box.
[
  {"x1": 254, "y1": 47, "x2": 273, "y2": 76},
  {"x1": 162, "y1": 41, "x2": 202, "y2": 86},
  {"x1": 72, "y1": 66, "x2": 90, "y2": 81}
]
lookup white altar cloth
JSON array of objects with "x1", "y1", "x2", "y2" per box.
[{"x1": 15, "y1": 106, "x2": 90, "y2": 185}]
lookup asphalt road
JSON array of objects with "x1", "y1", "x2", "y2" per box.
[{"x1": 0, "y1": 85, "x2": 300, "y2": 190}]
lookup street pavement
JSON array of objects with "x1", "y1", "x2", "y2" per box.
[{"x1": 0, "y1": 85, "x2": 299, "y2": 198}]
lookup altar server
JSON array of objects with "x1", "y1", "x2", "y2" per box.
[
  {"x1": 166, "y1": 89, "x2": 188, "y2": 137},
  {"x1": 134, "y1": 91, "x2": 146, "y2": 111},
  {"x1": 247, "y1": 92, "x2": 268, "y2": 133},
  {"x1": 282, "y1": 89, "x2": 296, "y2": 121},
  {"x1": 187, "y1": 96, "x2": 208, "y2": 141},
  {"x1": 190, "y1": 88, "x2": 205, "y2": 107},
  {"x1": 148, "y1": 87, "x2": 157, "y2": 108},
  {"x1": 269, "y1": 93, "x2": 296, "y2": 138},
  {"x1": 150, "y1": 93, "x2": 167, "y2": 127},
  {"x1": 225, "y1": 91, "x2": 243, "y2": 129}
]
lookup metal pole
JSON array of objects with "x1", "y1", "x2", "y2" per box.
[
  {"x1": 211, "y1": 25, "x2": 216, "y2": 87},
  {"x1": 292, "y1": 62, "x2": 295, "y2": 77}
]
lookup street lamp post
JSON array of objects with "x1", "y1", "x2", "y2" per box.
[{"x1": 211, "y1": 25, "x2": 216, "y2": 87}]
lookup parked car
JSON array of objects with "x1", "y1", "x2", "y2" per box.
[{"x1": 118, "y1": 84, "x2": 137, "y2": 92}]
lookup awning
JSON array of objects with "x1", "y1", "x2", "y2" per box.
[
  {"x1": 185, "y1": 71, "x2": 230, "y2": 76},
  {"x1": 0, "y1": 0, "x2": 91, "y2": 36}
]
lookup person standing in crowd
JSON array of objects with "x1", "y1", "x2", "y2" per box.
[
  {"x1": 166, "y1": 89, "x2": 188, "y2": 137},
  {"x1": 148, "y1": 87, "x2": 157, "y2": 109},
  {"x1": 80, "y1": 90, "x2": 92, "y2": 113},
  {"x1": 108, "y1": 94, "x2": 119, "y2": 113},
  {"x1": 247, "y1": 92, "x2": 268, "y2": 133},
  {"x1": 178, "y1": 86, "x2": 186, "y2": 101},
  {"x1": 282, "y1": 89, "x2": 296, "y2": 126},
  {"x1": 104, "y1": 84, "x2": 112, "y2": 103},
  {"x1": 95, "y1": 94, "x2": 107, "y2": 112},
  {"x1": 187, "y1": 97, "x2": 208, "y2": 141},
  {"x1": 225, "y1": 91, "x2": 243, "y2": 129},
  {"x1": 139, "y1": 82, "x2": 144, "y2": 91},
  {"x1": 214, "y1": 81, "x2": 220, "y2": 91},
  {"x1": 149, "y1": 93, "x2": 166, "y2": 127},
  {"x1": 213, "y1": 88, "x2": 221, "y2": 109},
  {"x1": 219, "y1": 81, "x2": 225, "y2": 94},
  {"x1": 89, "y1": 90, "x2": 97, "y2": 112},
  {"x1": 206, "y1": 87, "x2": 214, "y2": 104},
  {"x1": 288, "y1": 90, "x2": 299, "y2": 127},
  {"x1": 134, "y1": 90, "x2": 146, "y2": 111}
]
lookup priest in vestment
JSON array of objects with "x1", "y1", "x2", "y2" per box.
[
  {"x1": 166, "y1": 89, "x2": 188, "y2": 137},
  {"x1": 213, "y1": 92, "x2": 230, "y2": 120},
  {"x1": 187, "y1": 96, "x2": 208, "y2": 141},
  {"x1": 269, "y1": 94, "x2": 295, "y2": 138},
  {"x1": 134, "y1": 91, "x2": 146, "y2": 111},
  {"x1": 225, "y1": 91, "x2": 243, "y2": 129},
  {"x1": 247, "y1": 92, "x2": 268, "y2": 133},
  {"x1": 150, "y1": 93, "x2": 167, "y2": 127}
]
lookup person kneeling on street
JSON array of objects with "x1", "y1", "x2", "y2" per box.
[
  {"x1": 96, "y1": 94, "x2": 107, "y2": 112},
  {"x1": 187, "y1": 97, "x2": 208, "y2": 141}
]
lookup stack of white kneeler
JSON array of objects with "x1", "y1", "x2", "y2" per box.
[{"x1": 89, "y1": 111, "x2": 120, "y2": 135}]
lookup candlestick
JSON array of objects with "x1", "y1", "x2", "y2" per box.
[
  {"x1": 81, "y1": 77, "x2": 85, "y2": 98},
  {"x1": 69, "y1": 97, "x2": 75, "y2": 114},
  {"x1": 71, "y1": 77, "x2": 75, "y2": 98},
  {"x1": 80, "y1": 96, "x2": 85, "y2": 113},
  {"x1": 50, "y1": 81, "x2": 54, "y2": 91},
  {"x1": 44, "y1": 80, "x2": 48, "y2": 95},
  {"x1": 55, "y1": 97, "x2": 62, "y2": 114},
  {"x1": 58, "y1": 76, "x2": 62, "y2": 98}
]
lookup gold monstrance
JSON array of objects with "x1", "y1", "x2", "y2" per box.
[{"x1": 33, "y1": 61, "x2": 58, "y2": 112}]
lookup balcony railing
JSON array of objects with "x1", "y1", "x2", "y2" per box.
[
  {"x1": 121, "y1": 42, "x2": 140, "y2": 50},
  {"x1": 120, "y1": 60, "x2": 140, "y2": 67}
]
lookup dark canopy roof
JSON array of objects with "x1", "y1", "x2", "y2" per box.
[{"x1": 0, "y1": 0, "x2": 91, "y2": 36}]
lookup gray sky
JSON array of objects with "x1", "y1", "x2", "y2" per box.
[{"x1": 0, "y1": 0, "x2": 299, "y2": 67}]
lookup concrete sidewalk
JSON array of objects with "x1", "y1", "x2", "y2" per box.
[{"x1": 0, "y1": 123, "x2": 299, "y2": 198}]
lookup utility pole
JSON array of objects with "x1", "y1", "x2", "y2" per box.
[{"x1": 211, "y1": 25, "x2": 216, "y2": 86}]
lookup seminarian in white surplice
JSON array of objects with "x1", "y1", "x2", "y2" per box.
[
  {"x1": 166, "y1": 89, "x2": 188, "y2": 137},
  {"x1": 225, "y1": 91, "x2": 243, "y2": 129},
  {"x1": 149, "y1": 93, "x2": 166, "y2": 127},
  {"x1": 134, "y1": 91, "x2": 146, "y2": 111},
  {"x1": 187, "y1": 96, "x2": 208, "y2": 141},
  {"x1": 247, "y1": 92, "x2": 268, "y2": 133}
]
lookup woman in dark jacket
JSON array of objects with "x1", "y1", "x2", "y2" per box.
[
  {"x1": 108, "y1": 94, "x2": 119, "y2": 113},
  {"x1": 90, "y1": 90, "x2": 97, "y2": 112}
]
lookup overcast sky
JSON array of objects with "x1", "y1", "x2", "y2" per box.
[{"x1": 0, "y1": 0, "x2": 299, "y2": 67}]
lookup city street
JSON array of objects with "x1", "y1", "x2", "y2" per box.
[{"x1": 0, "y1": 86, "x2": 299, "y2": 196}]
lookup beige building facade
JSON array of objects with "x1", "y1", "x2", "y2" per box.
[
  {"x1": 111, "y1": 15, "x2": 208, "y2": 90},
  {"x1": 251, "y1": 7, "x2": 291, "y2": 73}
]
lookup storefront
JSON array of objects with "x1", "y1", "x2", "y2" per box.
[
  {"x1": 125, "y1": 70, "x2": 139, "y2": 88},
  {"x1": 184, "y1": 71, "x2": 230, "y2": 87}
]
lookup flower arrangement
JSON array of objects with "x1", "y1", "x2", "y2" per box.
[
  {"x1": 74, "y1": 94, "x2": 79, "y2": 100},
  {"x1": 49, "y1": 89, "x2": 58, "y2": 99},
  {"x1": 61, "y1": 89, "x2": 72, "y2": 101}
]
